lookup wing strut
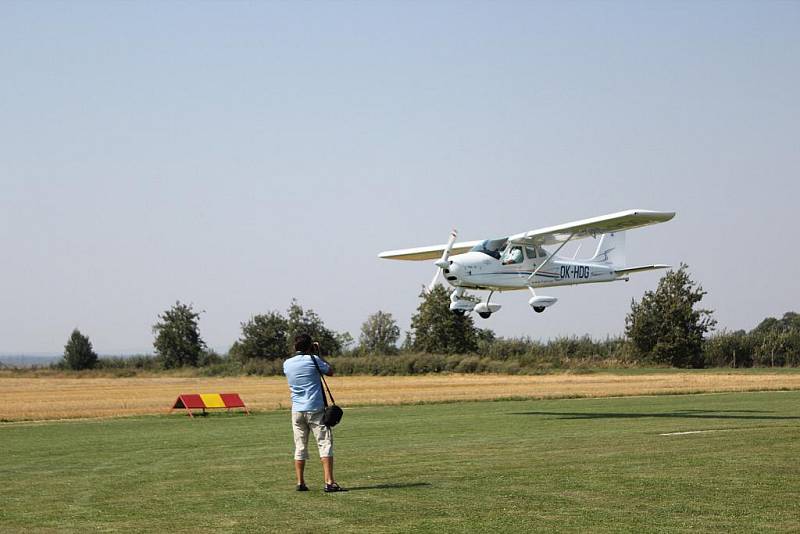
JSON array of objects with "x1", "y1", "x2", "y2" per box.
[{"x1": 527, "y1": 232, "x2": 575, "y2": 285}]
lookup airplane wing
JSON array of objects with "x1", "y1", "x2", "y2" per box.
[
  {"x1": 378, "y1": 209, "x2": 674, "y2": 260},
  {"x1": 378, "y1": 240, "x2": 483, "y2": 261},
  {"x1": 508, "y1": 209, "x2": 675, "y2": 246}
]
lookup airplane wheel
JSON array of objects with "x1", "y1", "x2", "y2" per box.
[
  {"x1": 478, "y1": 312, "x2": 492, "y2": 319},
  {"x1": 533, "y1": 306, "x2": 546, "y2": 313},
  {"x1": 452, "y1": 309, "x2": 466, "y2": 316}
]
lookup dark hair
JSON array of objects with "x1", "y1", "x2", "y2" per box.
[{"x1": 294, "y1": 333, "x2": 313, "y2": 353}]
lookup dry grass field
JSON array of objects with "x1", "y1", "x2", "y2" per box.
[{"x1": 2, "y1": 371, "x2": 800, "y2": 421}]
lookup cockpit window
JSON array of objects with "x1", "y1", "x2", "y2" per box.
[
  {"x1": 501, "y1": 246, "x2": 524, "y2": 265},
  {"x1": 470, "y1": 238, "x2": 508, "y2": 259},
  {"x1": 525, "y1": 246, "x2": 547, "y2": 259}
]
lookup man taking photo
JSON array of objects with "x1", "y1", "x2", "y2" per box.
[{"x1": 283, "y1": 333, "x2": 346, "y2": 493}]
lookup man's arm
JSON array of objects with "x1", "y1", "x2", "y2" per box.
[
  {"x1": 323, "y1": 357, "x2": 334, "y2": 377},
  {"x1": 314, "y1": 355, "x2": 334, "y2": 377}
]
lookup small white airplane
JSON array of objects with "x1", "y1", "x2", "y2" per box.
[{"x1": 379, "y1": 209, "x2": 675, "y2": 318}]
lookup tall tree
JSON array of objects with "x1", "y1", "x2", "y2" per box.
[
  {"x1": 152, "y1": 301, "x2": 206, "y2": 368},
  {"x1": 409, "y1": 285, "x2": 482, "y2": 354},
  {"x1": 625, "y1": 264, "x2": 716, "y2": 368},
  {"x1": 750, "y1": 311, "x2": 800, "y2": 366},
  {"x1": 286, "y1": 299, "x2": 341, "y2": 355},
  {"x1": 704, "y1": 329, "x2": 753, "y2": 368},
  {"x1": 230, "y1": 311, "x2": 289, "y2": 361},
  {"x1": 359, "y1": 310, "x2": 401, "y2": 354},
  {"x1": 62, "y1": 329, "x2": 98, "y2": 370},
  {"x1": 752, "y1": 312, "x2": 800, "y2": 335},
  {"x1": 335, "y1": 331, "x2": 355, "y2": 354}
]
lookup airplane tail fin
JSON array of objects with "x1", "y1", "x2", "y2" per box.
[{"x1": 591, "y1": 232, "x2": 625, "y2": 268}]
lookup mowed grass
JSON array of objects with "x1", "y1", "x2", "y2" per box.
[{"x1": 2, "y1": 392, "x2": 800, "y2": 533}]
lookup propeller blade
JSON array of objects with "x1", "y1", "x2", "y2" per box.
[
  {"x1": 427, "y1": 229, "x2": 457, "y2": 292},
  {"x1": 442, "y1": 229, "x2": 458, "y2": 259},
  {"x1": 428, "y1": 268, "x2": 442, "y2": 292}
]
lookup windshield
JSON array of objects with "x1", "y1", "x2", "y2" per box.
[{"x1": 470, "y1": 238, "x2": 508, "y2": 259}]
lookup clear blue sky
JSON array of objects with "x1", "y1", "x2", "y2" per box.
[{"x1": 1, "y1": 1, "x2": 798, "y2": 354}]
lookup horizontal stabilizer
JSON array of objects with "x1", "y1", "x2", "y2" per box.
[{"x1": 615, "y1": 264, "x2": 671, "y2": 275}]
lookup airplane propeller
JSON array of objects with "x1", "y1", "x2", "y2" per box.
[{"x1": 428, "y1": 229, "x2": 458, "y2": 292}]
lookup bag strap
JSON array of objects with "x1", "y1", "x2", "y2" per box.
[{"x1": 310, "y1": 355, "x2": 336, "y2": 406}]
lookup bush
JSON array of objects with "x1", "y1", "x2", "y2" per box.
[
  {"x1": 62, "y1": 329, "x2": 98, "y2": 370},
  {"x1": 359, "y1": 311, "x2": 400, "y2": 355},
  {"x1": 95, "y1": 355, "x2": 160, "y2": 370},
  {"x1": 242, "y1": 358, "x2": 284, "y2": 376},
  {"x1": 704, "y1": 330, "x2": 753, "y2": 368},
  {"x1": 231, "y1": 312, "x2": 289, "y2": 362},
  {"x1": 198, "y1": 359, "x2": 243, "y2": 377},
  {"x1": 198, "y1": 350, "x2": 224, "y2": 367},
  {"x1": 409, "y1": 286, "x2": 481, "y2": 354},
  {"x1": 153, "y1": 302, "x2": 206, "y2": 368},
  {"x1": 625, "y1": 264, "x2": 716, "y2": 368}
]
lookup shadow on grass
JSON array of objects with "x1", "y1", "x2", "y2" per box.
[
  {"x1": 346, "y1": 482, "x2": 432, "y2": 491},
  {"x1": 509, "y1": 410, "x2": 800, "y2": 420}
]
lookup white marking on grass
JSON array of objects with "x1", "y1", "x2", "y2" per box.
[{"x1": 660, "y1": 429, "x2": 734, "y2": 436}]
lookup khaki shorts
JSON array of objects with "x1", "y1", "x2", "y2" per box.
[{"x1": 292, "y1": 410, "x2": 333, "y2": 460}]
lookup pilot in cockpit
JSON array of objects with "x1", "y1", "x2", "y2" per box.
[{"x1": 502, "y1": 246, "x2": 523, "y2": 265}]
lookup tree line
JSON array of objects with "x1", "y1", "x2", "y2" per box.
[{"x1": 57, "y1": 264, "x2": 799, "y2": 372}]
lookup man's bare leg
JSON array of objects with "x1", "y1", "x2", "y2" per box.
[
  {"x1": 321, "y1": 456, "x2": 334, "y2": 485},
  {"x1": 294, "y1": 460, "x2": 305, "y2": 485}
]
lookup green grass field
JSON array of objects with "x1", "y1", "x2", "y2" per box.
[{"x1": 2, "y1": 391, "x2": 799, "y2": 533}]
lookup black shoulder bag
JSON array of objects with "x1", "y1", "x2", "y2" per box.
[{"x1": 310, "y1": 355, "x2": 343, "y2": 427}]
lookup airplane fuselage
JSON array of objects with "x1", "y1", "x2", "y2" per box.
[{"x1": 445, "y1": 251, "x2": 621, "y2": 291}]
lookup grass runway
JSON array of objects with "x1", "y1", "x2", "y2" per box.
[{"x1": 2, "y1": 391, "x2": 799, "y2": 533}]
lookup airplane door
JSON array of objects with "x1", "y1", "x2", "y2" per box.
[{"x1": 524, "y1": 246, "x2": 542, "y2": 283}]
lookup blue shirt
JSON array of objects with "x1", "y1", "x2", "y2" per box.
[{"x1": 283, "y1": 353, "x2": 331, "y2": 412}]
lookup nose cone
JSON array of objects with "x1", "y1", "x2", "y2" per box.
[{"x1": 446, "y1": 260, "x2": 462, "y2": 280}]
